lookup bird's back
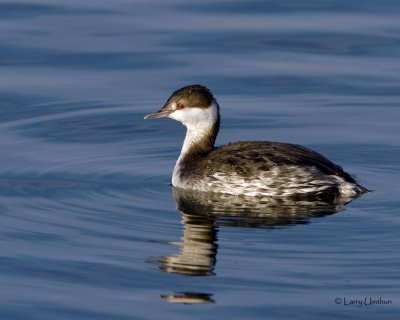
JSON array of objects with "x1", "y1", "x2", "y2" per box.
[{"x1": 177, "y1": 141, "x2": 366, "y2": 199}]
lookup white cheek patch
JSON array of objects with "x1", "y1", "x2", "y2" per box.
[
  {"x1": 168, "y1": 102, "x2": 218, "y2": 129},
  {"x1": 168, "y1": 109, "x2": 185, "y2": 122}
]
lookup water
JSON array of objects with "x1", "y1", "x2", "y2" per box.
[{"x1": 0, "y1": 0, "x2": 399, "y2": 319}]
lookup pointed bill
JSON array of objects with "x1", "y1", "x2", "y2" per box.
[{"x1": 144, "y1": 110, "x2": 171, "y2": 119}]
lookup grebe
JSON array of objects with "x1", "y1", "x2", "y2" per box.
[{"x1": 144, "y1": 85, "x2": 367, "y2": 200}]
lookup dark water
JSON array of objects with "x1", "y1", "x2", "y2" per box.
[{"x1": 0, "y1": 1, "x2": 399, "y2": 319}]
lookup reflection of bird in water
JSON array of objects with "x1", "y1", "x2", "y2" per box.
[
  {"x1": 145, "y1": 85, "x2": 368, "y2": 200},
  {"x1": 158, "y1": 208, "x2": 217, "y2": 276},
  {"x1": 161, "y1": 292, "x2": 214, "y2": 304},
  {"x1": 158, "y1": 187, "x2": 357, "y2": 280},
  {"x1": 172, "y1": 187, "x2": 349, "y2": 228}
]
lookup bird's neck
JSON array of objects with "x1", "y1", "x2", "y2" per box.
[
  {"x1": 180, "y1": 116, "x2": 220, "y2": 161},
  {"x1": 172, "y1": 102, "x2": 221, "y2": 187},
  {"x1": 172, "y1": 113, "x2": 220, "y2": 187}
]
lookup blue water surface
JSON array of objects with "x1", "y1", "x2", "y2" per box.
[{"x1": 0, "y1": 1, "x2": 399, "y2": 319}]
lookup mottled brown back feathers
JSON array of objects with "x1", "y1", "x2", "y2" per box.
[{"x1": 180, "y1": 140, "x2": 358, "y2": 185}]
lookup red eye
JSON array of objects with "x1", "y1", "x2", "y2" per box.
[{"x1": 176, "y1": 103, "x2": 185, "y2": 110}]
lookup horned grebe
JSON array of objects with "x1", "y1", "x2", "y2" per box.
[{"x1": 144, "y1": 85, "x2": 367, "y2": 200}]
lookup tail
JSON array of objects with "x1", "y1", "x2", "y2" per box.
[
  {"x1": 355, "y1": 183, "x2": 370, "y2": 195},
  {"x1": 339, "y1": 181, "x2": 370, "y2": 198}
]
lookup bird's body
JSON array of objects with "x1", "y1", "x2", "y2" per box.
[
  {"x1": 173, "y1": 140, "x2": 364, "y2": 199},
  {"x1": 145, "y1": 85, "x2": 367, "y2": 201}
]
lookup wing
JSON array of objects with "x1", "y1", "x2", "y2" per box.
[{"x1": 198, "y1": 141, "x2": 356, "y2": 183}]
